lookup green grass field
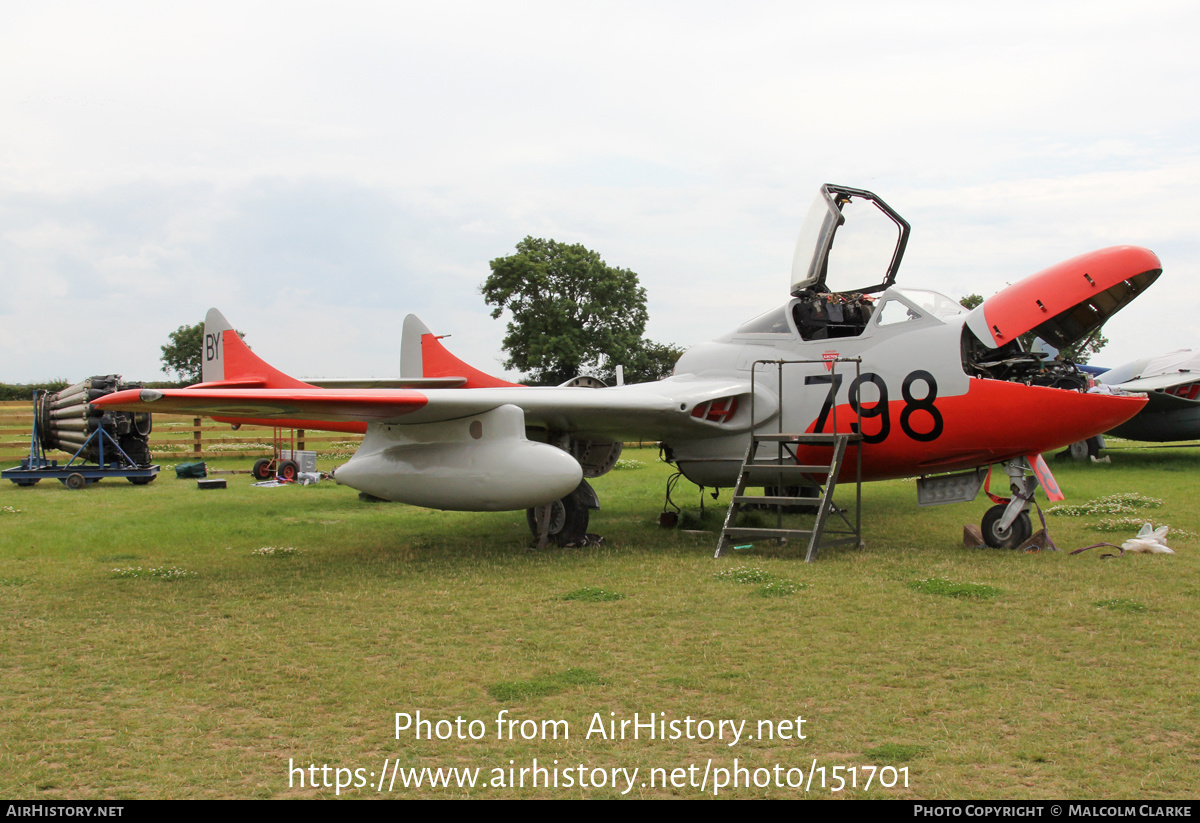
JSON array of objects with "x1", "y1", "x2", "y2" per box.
[{"x1": 2, "y1": 446, "x2": 1198, "y2": 799}]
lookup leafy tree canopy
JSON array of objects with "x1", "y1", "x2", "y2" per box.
[
  {"x1": 161, "y1": 322, "x2": 244, "y2": 385},
  {"x1": 596, "y1": 340, "x2": 686, "y2": 385},
  {"x1": 483, "y1": 237, "x2": 656, "y2": 386},
  {"x1": 161, "y1": 323, "x2": 204, "y2": 385}
]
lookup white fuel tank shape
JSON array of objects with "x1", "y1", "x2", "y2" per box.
[{"x1": 332, "y1": 404, "x2": 583, "y2": 511}]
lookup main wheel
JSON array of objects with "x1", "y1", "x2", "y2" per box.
[
  {"x1": 1064, "y1": 436, "x2": 1102, "y2": 462},
  {"x1": 981, "y1": 505, "x2": 1032, "y2": 549},
  {"x1": 65, "y1": 473, "x2": 87, "y2": 491},
  {"x1": 252, "y1": 458, "x2": 274, "y2": 480},
  {"x1": 526, "y1": 494, "x2": 590, "y2": 545}
]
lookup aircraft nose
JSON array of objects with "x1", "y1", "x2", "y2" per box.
[{"x1": 1003, "y1": 383, "x2": 1148, "y2": 454}]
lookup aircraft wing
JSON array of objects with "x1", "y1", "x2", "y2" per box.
[
  {"x1": 1100, "y1": 349, "x2": 1200, "y2": 411},
  {"x1": 94, "y1": 375, "x2": 768, "y2": 441},
  {"x1": 305, "y1": 377, "x2": 468, "y2": 389}
]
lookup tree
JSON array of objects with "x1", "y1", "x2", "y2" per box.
[
  {"x1": 483, "y1": 237, "x2": 653, "y2": 386},
  {"x1": 160, "y1": 323, "x2": 204, "y2": 385},
  {"x1": 597, "y1": 340, "x2": 686, "y2": 385},
  {"x1": 958, "y1": 293, "x2": 1106, "y2": 363},
  {"x1": 161, "y1": 322, "x2": 245, "y2": 385}
]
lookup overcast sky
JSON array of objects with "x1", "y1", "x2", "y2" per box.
[{"x1": 2, "y1": 0, "x2": 1198, "y2": 384}]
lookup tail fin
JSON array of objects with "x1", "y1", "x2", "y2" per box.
[
  {"x1": 401, "y1": 314, "x2": 523, "y2": 389},
  {"x1": 198, "y1": 308, "x2": 313, "y2": 389}
]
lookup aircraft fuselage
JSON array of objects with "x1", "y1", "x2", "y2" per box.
[{"x1": 663, "y1": 288, "x2": 1146, "y2": 487}]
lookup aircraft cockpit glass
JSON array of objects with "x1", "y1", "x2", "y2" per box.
[
  {"x1": 874, "y1": 289, "x2": 966, "y2": 328},
  {"x1": 790, "y1": 184, "x2": 911, "y2": 299},
  {"x1": 790, "y1": 194, "x2": 837, "y2": 291},
  {"x1": 735, "y1": 305, "x2": 791, "y2": 335},
  {"x1": 823, "y1": 198, "x2": 904, "y2": 294},
  {"x1": 896, "y1": 288, "x2": 968, "y2": 319},
  {"x1": 880, "y1": 289, "x2": 968, "y2": 323},
  {"x1": 875, "y1": 296, "x2": 924, "y2": 327}
]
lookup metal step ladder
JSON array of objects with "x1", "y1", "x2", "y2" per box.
[
  {"x1": 714, "y1": 356, "x2": 866, "y2": 561},
  {"x1": 716, "y1": 431, "x2": 862, "y2": 561}
]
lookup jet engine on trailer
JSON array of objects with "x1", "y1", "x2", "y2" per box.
[
  {"x1": 37, "y1": 376, "x2": 154, "y2": 467},
  {"x1": 5, "y1": 375, "x2": 160, "y2": 488}
]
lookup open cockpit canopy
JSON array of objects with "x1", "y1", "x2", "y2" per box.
[{"x1": 790, "y1": 184, "x2": 911, "y2": 298}]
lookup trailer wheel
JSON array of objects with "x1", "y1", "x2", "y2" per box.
[
  {"x1": 252, "y1": 458, "x2": 274, "y2": 480},
  {"x1": 14, "y1": 479, "x2": 39, "y2": 486},
  {"x1": 277, "y1": 459, "x2": 299, "y2": 481},
  {"x1": 127, "y1": 475, "x2": 156, "y2": 485},
  {"x1": 65, "y1": 473, "x2": 87, "y2": 491}
]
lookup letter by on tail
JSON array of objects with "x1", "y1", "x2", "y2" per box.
[{"x1": 199, "y1": 308, "x2": 313, "y2": 389}]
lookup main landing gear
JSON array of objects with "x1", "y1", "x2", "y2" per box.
[{"x1": 526, "y1": 479, "x2": 600, "y2": 548}]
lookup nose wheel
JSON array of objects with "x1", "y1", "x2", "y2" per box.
[
  {"x1": 975, "y1": 456, "x2": 1053, "y2": 549},
  {"x1": 981, "y1": 505, "x2": 1032, "y2": 549}
]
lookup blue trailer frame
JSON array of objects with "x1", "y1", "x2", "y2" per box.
[{"x1": 2, "y1": 392, "x2": 160, "y2": 489}]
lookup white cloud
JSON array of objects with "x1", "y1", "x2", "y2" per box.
[{"x1": 2, "y1": 0, "x2": 1199, "y2": 381}]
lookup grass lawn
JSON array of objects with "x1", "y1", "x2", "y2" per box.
[{"x1": 1, "y1": 445, "x2": 1197, "y2": 799}]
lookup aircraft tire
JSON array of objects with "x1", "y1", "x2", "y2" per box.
[
  {"x1": 981, "y1": 505, "x2": 1032, "y2": 549},
  {"x1": 252, "y1": 458, "x2": 274, "y2": 480},
  {"x1": 526, "y1": 494, "x2": 590, "y2": 546},
  {"x1": 1064, "y1": 437, "x2": 1102, "y2": 462}
]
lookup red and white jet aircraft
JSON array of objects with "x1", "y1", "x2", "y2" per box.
[{"x1": 96, "y1": 185, "x2": 1161, "y2": 549}]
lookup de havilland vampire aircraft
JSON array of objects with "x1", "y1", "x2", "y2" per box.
[{"x1": 95, "y1": 185, "x2": 1162, "y2": 550}]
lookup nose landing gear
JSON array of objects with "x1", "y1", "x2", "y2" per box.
[
  {"x1": 981, "y1": 504, "x2": 1033, "y2": 549},
  {"x1": 977, "y1": 457, "x2": 1057, "y2": 550}
]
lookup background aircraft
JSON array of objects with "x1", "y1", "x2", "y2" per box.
[
  {"x1": 1095, "y1": 349, "x2": 1200, "y2": 442},
  {"x1": 96, "y1": 185, "x2": 1160, "y2": 550},
  {"x1": 1051, "y1": 349, "x2": 1200, "y2": 460}
]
